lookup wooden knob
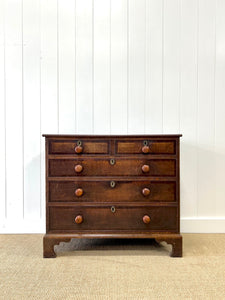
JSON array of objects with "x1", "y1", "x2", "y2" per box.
[
  {"x1": 75, "y1": 146, "x2": 83, "y2": 154},
  {"x1": 142, "y1": 164, "x2": 150, "y2": 173},
  {"x1": 74, "y1": 164, "x2": 83, "y2": 173},
  {"x1": 75, "y1": 188, "x2": 83, "y2": 197},
  {"x1": 75, "y1": 215, "x2": 83, "y2": 224},
  {"x1": 143, "y1": 215, "x2": 151, "y2": 224},
  {"x1": 142, "y1": 188, "x2": 150, "y2": 196},
  {"x1": 142, "y1": 146, "x2": 150, "y2": 153}
]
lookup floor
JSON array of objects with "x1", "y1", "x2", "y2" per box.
[{"x1": 0, "y1": 234, "x2": 225, "y2": 299}]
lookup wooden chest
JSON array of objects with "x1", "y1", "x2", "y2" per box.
[{"x1": 43, "y1": 134, "x2": 182, "y2": 258}]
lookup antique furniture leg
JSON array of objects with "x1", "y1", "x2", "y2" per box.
[
  {"x1": 43, "y1": 233, "x2": 182, "y2": 258},
  {"x1": 156, "y1": 234, "x2": 182, "y2": 257},
  {"x1": 43, "y1": 234, "x2": 72, "y2": 258}
]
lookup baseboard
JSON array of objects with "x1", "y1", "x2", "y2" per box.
[
  {"x1": 181, "y1": 217, "x2": 225, "y2": 233},
  {"x1": 1, "y1": 218, "x2": 225, "y2": 234},
  {"x1": 0, "y1": 219, "x2": 45, "y2": 234}
]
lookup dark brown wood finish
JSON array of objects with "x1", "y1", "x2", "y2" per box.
[
  {"x1": 116, "y1": 140, "x2": 176, "y2": 154},
  {"x1": 48, "y1": 180, "x2": 176, "y2": 202},
  {"x1": 43, "y1": 233, "x2": 182, "y2": 258},
  {"x1": 49, "y1": 206, "x2": 178, "y2": 231},
  {"x1": 48, "y1": 158, "x2": 176, "y2": 177},
  {"x1": 49, "y1": 140, "x2": 109, "y2": 154},
  {"x1": 43, "y1": 134, "x2": 182, "y2": 258}
]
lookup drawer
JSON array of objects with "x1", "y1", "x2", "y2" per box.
[
  {"x1": 48, "y1": 158, "x2": 176, "y2": 177},
  {"x1": 116, "y1": 140, "x2": 176, "y2": 155},
  {"x1": 49, "y1": 206, "x2": 178, "y2": 231},
  {"x1": 49, "y1": 139, "x2": 109, "y2": 155},
  {"x1": 49, "y1": 180, "x2": 176, "y2": 202}
]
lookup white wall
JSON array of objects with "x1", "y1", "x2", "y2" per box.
[{"x1": 0, "y1": 0, "x2": 225, "y2": 233}]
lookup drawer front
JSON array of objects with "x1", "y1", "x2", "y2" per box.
[
  {"x1": 49, "y1": 206, "x2": 178, "y2": 231},
  {"x1": 49, "y1": 180, "x2": 176, "y2": 202},
  {"x1": 49, "y1": 140, "x2": 109, "y2": 155},
  {"x1": 116, "y1": 140, "x2": 176, "y2": 155},
  {"x1": 48, "y1": 158, "x2": 176, "y2": 177}
]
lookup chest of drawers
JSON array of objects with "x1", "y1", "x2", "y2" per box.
[{"x1": 43, "y1": 134, "x2": 182, "y2": 258}]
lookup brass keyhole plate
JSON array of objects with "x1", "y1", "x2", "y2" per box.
[
  {"x1": 143, "y1": 140, "x2": 149, "y2": 146},
  {"x1": 110, "y1": 181, "x2": 116, "y2": 188},
  {"x1": 77, "y1": 140, "x2": 82, "y2": 146},
  {"x1": 110, "y1": 158, "x2": 115, "y2": 165},
  {"x1": 111, "y1": 206, "x2": 116, "y2": 213}
]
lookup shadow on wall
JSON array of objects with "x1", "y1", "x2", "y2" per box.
[
  {"x1": 180, "y1": 140, "x2": 225, "y2": 218},
  {"x1": 23, "y1": 152, "x2": 43, "y2": 220}
]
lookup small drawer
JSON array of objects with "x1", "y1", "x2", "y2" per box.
[
  {"x1": 116, "y1": 140, "x2": 176, "y2": 155},
  {"x1": 49, "y1": 206, "x2": 178, "y2": 232},
  {"x1": 49, "y1": 139, "x2": 109, "y2": 155},
  {"x1": 48, "y1": 158, "x2": 176, "y2": 177},
  {"x1": 48, "y1": 180, "x2": 176, "y2": 202}
]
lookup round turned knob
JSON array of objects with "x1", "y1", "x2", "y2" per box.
[
  {"x1": 74, "y1": 164, "x2": 83, "y2": 173},
  {"x1": 142, "y1": 164, "x2": 150, "y2": 173},
  {"x1": 142, "y1": 188, "x2": 150, "y2": 196},
  {"x1": 75, "y1": 146, "x2": 83, "y2": 154},
  {"x1": 142, "y1": 145, "x2": 150, "y2": 154},
  {"x1": 143, "y1": 215, "x2": 151, "y2": 224},
  {"x1": 75, "y1": 215, "x2": 83, "y2": 224},
  {"x1": 75, "y1": 188, "x2": 83, "y2": 197}
]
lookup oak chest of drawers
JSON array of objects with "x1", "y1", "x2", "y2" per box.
[{"x1": 43, "y1": 134, "x2": 182, "y2": 258}]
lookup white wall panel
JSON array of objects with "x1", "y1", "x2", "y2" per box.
[
  {"x1": 93, "y1": 0, "x2": 110, "y2": 134},
  {"x1": 197, "y1": 0, "x2": 216, "y2": 216},
  {"x1": 128, "y1": 0, "x2": 146, "y2": 134},
  {"x1": 40, "y1": 0, "x2": 58, "y2": 134},
  {"x1": 76, "y1": 0, "x2": 93, "y2": 133},
  {"x1": 58, "y1": 0, "x2": 76, "y2": 133},
  {"x1": 215, "y1": 0, "x2": 225, "y2": 216},
  {"x1": 110, "y1": 0, "x2": 127, "y2": 134},
  {"x1": 180, "y1": 0, "x2": 198, "y2": 218},
  {"x1": 0, "y1": 0, "x2": 6, "y2": 227},
  {"x1": 1, "y1": 0, "x2": 225, "y2": 233},
  {"x1": 23, "y1": 0, "x2": 41, "y2": 219},
  {"x1": 5, "y1": 0, "x2": 23, "y2": 220},
  {"x1": 163, "y1": 0, "x2": 180, "y2": 133},
  {"x1": 145, "y1": 0, "x2": 163, "y2": 133}
]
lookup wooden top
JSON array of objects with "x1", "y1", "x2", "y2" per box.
[{"x1": 42, "y1": 134, "x2": 182, "y2": 138}]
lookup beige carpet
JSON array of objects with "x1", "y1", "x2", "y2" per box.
[{"x1": 0, "y1": 234, "x2": 225, "y2": 300}]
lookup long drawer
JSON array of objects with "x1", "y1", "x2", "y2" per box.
[
  {"x1": 48, "y1": 158, "x2": 176, "y2": 177},
  {"x1": 49, "y1": 206, "x2": 178, "y2": 232},
  {"x1": 48, "y1": 180, "x2": 176, "y2": 202}
]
